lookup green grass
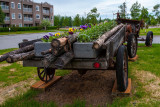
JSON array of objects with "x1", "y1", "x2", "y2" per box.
[
  {"x1": 1, "y1": 44, "x2": 160, "y2": 106},
  {"x1": 0, "y1": 30, "x2": 58, "y2": 35},
  {"x1": 0, "y1": 48, "x2": 17, "y2": 55},
  {"x1": 140, "y1": 28, "x2": 160, "y2": 36}
]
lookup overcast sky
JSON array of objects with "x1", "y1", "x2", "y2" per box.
[{"x1": 34, "y1": 0, "x2": 160, "y2": 19}]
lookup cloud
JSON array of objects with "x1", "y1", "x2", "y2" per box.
[{"x1": 34, "y1": 0, "x2": 160, "y2": 19}]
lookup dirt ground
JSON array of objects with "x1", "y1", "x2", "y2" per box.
[{"x1": 35, "y1": 70, "x2": 116, "y2": 107}]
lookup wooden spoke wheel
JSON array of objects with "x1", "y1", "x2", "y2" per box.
[{"x1": 37, "y1": 67, "x2": 55, "y2": 83}]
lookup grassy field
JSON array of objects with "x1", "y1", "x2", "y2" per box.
[
  {"x1": 1, "y1": 44, "x2": 160, "y2": 106},
  {"x1": 140, "y1": 28, "x2": 160, "y2": 36}
]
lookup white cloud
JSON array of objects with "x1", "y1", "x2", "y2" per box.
[{"x1": 34, "y1": 0, "x2": 160, "y2": 19}]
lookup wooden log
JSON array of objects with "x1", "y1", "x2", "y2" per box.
[
  {"x1": 54, "y1": 51, "x2": 74, "y2": 69},
  {"x1": 93, "y1": 24, "x2": 124, "y2": 49},
  {"x1": 52, "y1": 45, "x2": 67, "y2": 56},
  {"x1": 67, "y1": 34, "x2": 78, "y2": 43},
  {"x1": 0, "y1": 45, "x2": 34, "y2": 62},
  {"x1": 41, "y1": 49, "x2": 52, "y2": 55},
  {"x1": 51, "y1": 37, "x2": 68, "y2": 48},
  {"x1": 19, "y1": 39, "x2": 41, "y2": 48},
  {"x1": 6, "y1": 50, "x2": 35, "y2": 63},
  {"x1": 43, "y1": 54, "x2": 57, "y2": 68}
]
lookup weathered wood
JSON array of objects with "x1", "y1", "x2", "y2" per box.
[
  {"x1": 52, "y1": 45, "x2": 69, "y2": 56},
  {"x1": 0, "y1": 45, "x2": 34, "y2": 62},
  {"x1": 6, "y1": 50, "x2": 35, "y2": 63},
  {"x1": 51, "y1": 37, "x2": 68, "y2": 48},
  {"x1": 19, "y1": 39, "x2": 41, "y2": 48},
  {"x1": 41, "y1": 49, "x2": 52, "y2": 55},
  {"x1": 43, "y1": 54, "x2": 57, "y2": 68},
  {"x1": 93, "y1": 24, "x2": 124, "y2": 49},
  {"x1": 67, "y1": 34, "x2": 78, "y2": 43},
  {"x1": 55, "y1": 51, "x2": 74, "y2": 69}
]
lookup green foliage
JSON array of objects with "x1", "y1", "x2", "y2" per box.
[
  {"x1": 41, "y1": 20, "x2": 51, "y2": 30},
  {"x1": 0, "y1": 6, "x2": 5, "y2": 24},
  {"x1": 130, "y1": 1, "x2": 141, "y2": 20},
  {"x1": 87, "y1": 7, "x2": 100, "y2": 24},
  {"x1": 140, "y1": 27, "x2": 160, "y2": 35},
  {"x1": 139, "y1": 7, "x2": 149, "y2": 23},
  {"x1": 119, "y1": 2, "x2": 127, "y2": 19},
  {"x1": 73, "y1": 14, "x2": 81, "y2": 26},
  {"x1": 78, "y1": 21, "x2": 117, "y2": 42},
  {"x1": 153, "y1": 4, "x2": 160, "y2": 23},
  {"x1": 54, "y1": 15, "x2": 60, "y2": 27}
]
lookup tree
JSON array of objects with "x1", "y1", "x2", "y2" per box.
[
  {"x1": 87, "y1": 7, "x2": 100, "y2": 24},
  {"x1": 81, "y1": 17, "x2": 85, "y2": 25},
  {"x1": 41, "y1": 20, "x2": 51, "y2": 30},
  {"x1": 153, "y1": 4, "x2": 160, "y2": 23},
  {"x1": 148, "y1": 14, "x2": 157, "y2": 25},
  {"x1": 60, "y1": 16, "x2": 64, "y2": 27},
  {"x1": 119, "y1": 2, "x2": 127, "y2": 19},
  {"x1": 139, "y1": 7, "x2": 149, "y2": 24},
  {"x1": 68, "y1": 16, "x2": 72, "y2": 27},
  {"x1": 63, "y1": 16, "x2": 69, "y2": 27},
  {"x1": 0, "y1": 6, "x2": 5, "y2": 24},
  {"x1": 130, "y1": 1, "x2": 141, "y2": 20},
  {"x1": 54, "y1": 15, "x2": 60, "y2": 27},
  {"x1": 99, "y1": 17, "x2": 102, "y2": 23},
  {"x1": 73, "y1": 14, "x2": 81, "y2": 26}
]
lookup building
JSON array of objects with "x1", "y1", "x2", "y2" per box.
[{"x1": 0, "y1": 0, "x2": 54, "y2": 27}]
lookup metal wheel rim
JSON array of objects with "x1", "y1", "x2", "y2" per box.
[
  {"x1": 150, "y1": 36, "x2": 153, "y2": 45},
  {"x1": 131, "y1": 36, "x2": 137, "y2": 57}
]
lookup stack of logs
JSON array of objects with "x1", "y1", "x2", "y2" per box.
[
  {"x1": 0, "y1": 24, "x2": 124, "y2": 69},
  {"x1": 0, "y1": 34, "x2": 78, "y2": 69}
]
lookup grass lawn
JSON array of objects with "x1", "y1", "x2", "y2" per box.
[
  {"x1": 140, "y1": 28, "x2": 160, "y2": 36},
  {"x1": 1, "y1": 44, "x2": 160, "y2": 106}
]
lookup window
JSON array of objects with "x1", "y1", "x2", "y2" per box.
[
  {"x1": 50, "y1": 8, "x2": 53, "y2": 13},
  {"x1": 36, "y1": 14, "x2": 40, "y2": 19},
  {"x1": 19, "y1": 23, "x2": 22, "y2": 27},
  {"x1": 18, "y1": 13, "x2": 22, "y2": 19},
  {"x1": 18, "y1": 3, "x2": 21, "y2": 9},
  {"x1": 12, "y1": 13, "x2": 15, "y2": 19},
  {"x1": 51, "y1": 16, "x2": 53, "y2": 20},
  {"x1": 11, "y1": 2, "x2": 15, "y2": 9},
  {"x1": 36, "y1": 5, "x2": 39, "y2": 11}
]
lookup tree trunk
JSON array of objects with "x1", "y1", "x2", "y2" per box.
[
  {"x1": 51, "y1": 37, "x2": 68, "y2": 48},
  {"x1": 93, "y1": 24, "x2": 124, "y2": 49},
  {"x1": 52, "y1": 45, "x2": 68, "y2": 56},
  {"x1": 6, "y1": 50, "x2": 35, "y2": 63},
  {"x1": 18, "y1": 39, "x2": 41, "y2": 48},
  {"x1": 0, "y1": 45, "x2": 34, "y2": 62},
  {"x1": 54, "y1": 51, "x2": 74, "y2": 69},
  {"x1": 43, "y1": 54, "x2": 57, "y2": 68}
]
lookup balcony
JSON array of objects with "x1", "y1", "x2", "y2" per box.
[
  {"x1": 23, "y1": 8, "x2": 32, "y2": 12},
  {"x1": 0, "y1": 5, "x2": 9, "y2": 10},
  {"x1": 43, "y1": 10, "x2": 49, "y2": 15},
  {"x1": 24, "y1": 17, "x2": 33, "y2": 21},
  {"x1": 4, "y1": 17, "x2": 10, "y2": 21}
]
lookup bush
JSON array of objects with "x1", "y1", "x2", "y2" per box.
[
  {"x1": 47, "y1": 26, "x2": 58, "y2": 30},
  {"x1": 0, "y1": 26, "x2": 43, "y2": 32}
]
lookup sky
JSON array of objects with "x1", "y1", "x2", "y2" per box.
[{"x1": 34, "y1": 0, "x2": 160, "y2": 19}]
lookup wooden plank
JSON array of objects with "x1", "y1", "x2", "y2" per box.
[
  {"x1": 31, "y1": 80, "x2": 45, "y2": 89},
  {"x1": 112, "y1": 78, "x2": 131, "y2": 96},
  {"x1": 128, "y1": 55, "x2": 138, "y2": 62},
  {"x1": 31, "y1": 76, "x2": 62, "y2": 91},
  {"x1": 39, "y1": 76, "x2": 62, "y2": 91}
]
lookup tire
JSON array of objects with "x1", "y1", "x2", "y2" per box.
[
  {"x1": 127, "y1": 34, "x2": 137, "y2": 58},
  {"x1": 116, "y1": 45, "x2": 128, "y2": 92},
  {"x1": 78, "y1": 70, "x2": 87, "y2": 76},
  {"x1": 145, "y1": 31, "x2": 153, "y2": 46}
]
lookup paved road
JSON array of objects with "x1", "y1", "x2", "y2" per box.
[
  {"x1": 0, "y1": 31, "x2": 61, "y2": 50},
  {"x1": 0, "y1": 34, "x2": 160, "y2": 50}
]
